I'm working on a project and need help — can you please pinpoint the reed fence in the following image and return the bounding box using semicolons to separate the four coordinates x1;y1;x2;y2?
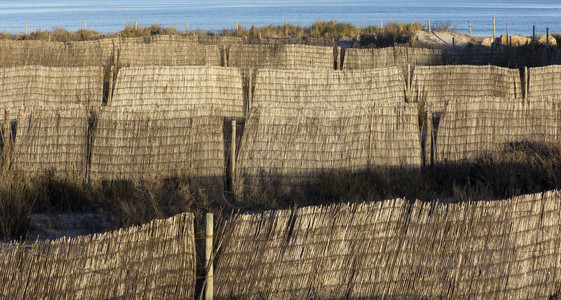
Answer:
117;36;221;67
228;44;335;71
343;46;444;70
1;105;89;181
252;67;405;110
528;65;561;98
436;97;561;163
89;107;225;188
444;45;560;67
214;190;561;299
0;39;114;67
110;66;245;118
411;65;522;114
0;66;104;109
234;103;421;198
0;212;196;299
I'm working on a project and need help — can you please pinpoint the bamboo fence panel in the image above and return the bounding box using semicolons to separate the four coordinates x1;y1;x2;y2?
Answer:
229;44;334;71
5;106;89;181
436;97;561;163
117;36;221;67
0;212;196;299
111;66;245;119
252;67;405;109
215;190;561;298
0;39;113;67
528;65;561;98
343;46;444;70
234;103;421;197
90;107;224;187
0;66;104;108
411;65;522;114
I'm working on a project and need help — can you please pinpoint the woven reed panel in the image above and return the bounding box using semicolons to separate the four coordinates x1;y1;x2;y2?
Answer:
215;190;561;298
0;212;196;299
528;65;561;98
111;66;245;118
197;35;247;45
90;107;224;185
0;39;113;67
117;36;221;66
5;106;88;180
229;44;334;70
234;103;421;197
411;65;522;114
436;97;561;163
0;66;104;108
343;46;444;70
443;46;506;66
252;67;405;109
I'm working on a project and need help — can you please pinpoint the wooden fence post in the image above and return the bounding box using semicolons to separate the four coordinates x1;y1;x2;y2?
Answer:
84;22;87;30
231;120;236;179
25;23;27;35
134;21;138;30
248;70;253;115
236;21;239;33
108;66;114;104
425;108;433;167
407;64;411;100
547;27;550;48
380;19;383;29
468;20;472;38
428;19;431;33
533;25;536;41
186;21;188;34
506;23;509;43
205;213;214;300
524;66;528;99
493;17;495;40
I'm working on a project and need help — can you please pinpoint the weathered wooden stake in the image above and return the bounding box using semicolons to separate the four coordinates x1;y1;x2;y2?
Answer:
407;64;411;96
236;20;239;33
231;120;236;178
186;21;188;34
493;17;495;40
380;19;383;29
452;37;455;47
428;19;431;33
248;69;253;114
134;21;138;30
547;27;550;48
285;20;288;35
533;25;536;41
222;45;227;67
205;213;214;300
425;108;433;167
108;66;114;104
524;66;528;99
84;22;87;30
506;23;509;41
25;23;27;35
468;20;472;37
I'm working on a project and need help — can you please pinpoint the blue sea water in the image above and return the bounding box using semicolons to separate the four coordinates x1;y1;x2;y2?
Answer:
0;0;560;37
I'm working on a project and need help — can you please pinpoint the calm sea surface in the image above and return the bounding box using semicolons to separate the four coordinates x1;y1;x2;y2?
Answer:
0;0;560;37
